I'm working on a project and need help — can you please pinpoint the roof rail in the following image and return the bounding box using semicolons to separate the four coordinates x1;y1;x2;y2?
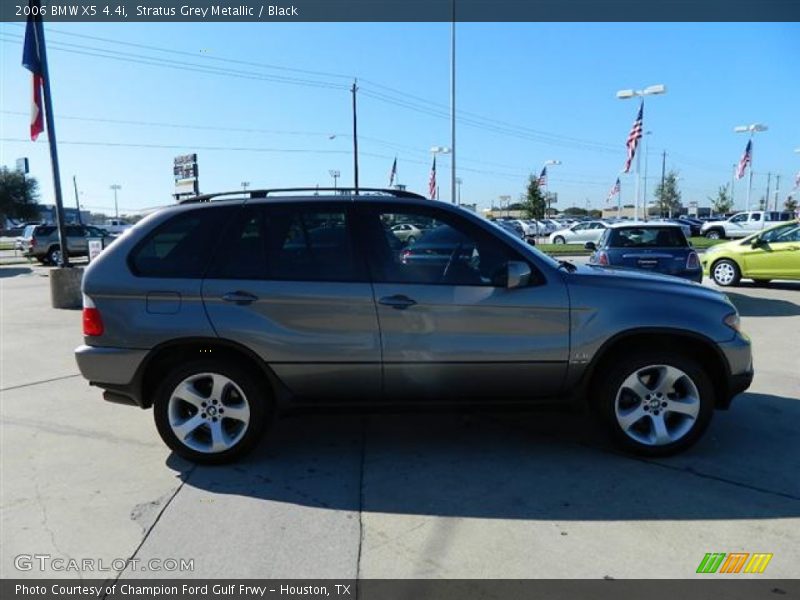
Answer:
178;187;428;204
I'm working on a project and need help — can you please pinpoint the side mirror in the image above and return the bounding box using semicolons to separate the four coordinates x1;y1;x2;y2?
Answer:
584;241;597;251
507;261;531;289
751;237;763;247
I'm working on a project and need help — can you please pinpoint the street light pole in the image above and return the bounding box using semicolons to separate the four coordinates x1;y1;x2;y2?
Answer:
455;177;462;205
616;84;667;220
110;184;121;219
734;123;768;212
542;160;561;218
328;170;340;190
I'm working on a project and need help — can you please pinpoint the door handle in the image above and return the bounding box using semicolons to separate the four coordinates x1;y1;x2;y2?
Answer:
222;291;259;305
379;294;417;309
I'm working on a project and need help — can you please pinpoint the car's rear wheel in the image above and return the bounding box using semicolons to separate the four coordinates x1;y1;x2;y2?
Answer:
704;229;724;240
597;353;714;456
711;259;741;287
47;246;61;265
153;359;270;464
553;236;566;245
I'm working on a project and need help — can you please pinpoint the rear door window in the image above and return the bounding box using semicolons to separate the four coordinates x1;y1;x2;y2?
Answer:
209;203;363;282
130;206;235;278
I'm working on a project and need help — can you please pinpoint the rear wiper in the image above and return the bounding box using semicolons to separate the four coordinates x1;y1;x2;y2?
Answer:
557;259;577;273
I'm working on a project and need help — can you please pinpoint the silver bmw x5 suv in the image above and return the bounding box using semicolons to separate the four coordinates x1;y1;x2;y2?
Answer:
75;188;753;463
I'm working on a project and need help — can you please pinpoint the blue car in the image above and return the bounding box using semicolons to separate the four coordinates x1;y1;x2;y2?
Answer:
586;223;702;282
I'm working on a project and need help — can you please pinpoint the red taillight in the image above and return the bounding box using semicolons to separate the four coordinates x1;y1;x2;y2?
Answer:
686;251;699;270
597;251;609;266
83;308;104;336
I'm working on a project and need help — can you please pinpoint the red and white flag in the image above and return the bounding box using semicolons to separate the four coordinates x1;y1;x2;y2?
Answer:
736;140;752;180
537;166;547;188
22;4;45;141
428;156;436;199
623;102;643;174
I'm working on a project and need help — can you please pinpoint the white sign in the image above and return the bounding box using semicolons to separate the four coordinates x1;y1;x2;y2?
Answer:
88;240;103;262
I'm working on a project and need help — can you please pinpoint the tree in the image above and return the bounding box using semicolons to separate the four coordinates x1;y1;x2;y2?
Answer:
521;174;546;219
0;167;39;222
709;184;733;215
654;170;682;217
562;206;588;216
786;195;798;214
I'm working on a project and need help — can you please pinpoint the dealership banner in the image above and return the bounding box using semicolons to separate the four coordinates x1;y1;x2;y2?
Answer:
2;0;799;22
3;580;800;600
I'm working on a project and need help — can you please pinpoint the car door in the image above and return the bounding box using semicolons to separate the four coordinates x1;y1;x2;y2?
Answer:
202;202;381;402
568;223;587;242
743;222;800;279
359;203;570;402
65;225;88;255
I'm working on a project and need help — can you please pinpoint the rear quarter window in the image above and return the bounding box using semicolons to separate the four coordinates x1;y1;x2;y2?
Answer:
607;227;687;248
129;206;235;278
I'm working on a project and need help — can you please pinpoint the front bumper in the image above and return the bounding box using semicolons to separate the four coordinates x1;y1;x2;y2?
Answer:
716;334;754;408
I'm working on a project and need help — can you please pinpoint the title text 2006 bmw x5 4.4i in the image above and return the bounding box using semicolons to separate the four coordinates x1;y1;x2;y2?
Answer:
75;189;753;464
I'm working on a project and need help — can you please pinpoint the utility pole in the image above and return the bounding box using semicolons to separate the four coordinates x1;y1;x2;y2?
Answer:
72;176;82;224
450;6;456;205
774;174;781;211
660;151;666;218
241;181;250;192
731;163;736;211
110;184;121;219
764;172;771;210
351;79;359;194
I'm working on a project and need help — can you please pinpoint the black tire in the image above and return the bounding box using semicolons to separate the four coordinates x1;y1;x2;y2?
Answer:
704;229;724;240
710;258;741;287
406;236;416;245
553;236;566;245
752;279;771;286
47;246;61;266
153;359;271;464
595;351;715;457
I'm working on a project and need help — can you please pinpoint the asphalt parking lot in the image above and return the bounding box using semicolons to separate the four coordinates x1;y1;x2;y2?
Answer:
1;261;798;579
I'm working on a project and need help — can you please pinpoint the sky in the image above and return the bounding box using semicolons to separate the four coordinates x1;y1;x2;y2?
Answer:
1;21;799;215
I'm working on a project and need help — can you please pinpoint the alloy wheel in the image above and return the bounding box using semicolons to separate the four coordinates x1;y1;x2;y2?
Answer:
712;261;737;286
614;364;700;447
167;372;251;454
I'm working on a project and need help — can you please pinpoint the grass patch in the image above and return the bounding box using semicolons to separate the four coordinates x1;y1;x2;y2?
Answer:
0;242;15;251
688;237;726;249
535;236;726;256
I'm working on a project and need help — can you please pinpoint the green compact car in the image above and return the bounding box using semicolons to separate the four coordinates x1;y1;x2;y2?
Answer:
702;219;800;286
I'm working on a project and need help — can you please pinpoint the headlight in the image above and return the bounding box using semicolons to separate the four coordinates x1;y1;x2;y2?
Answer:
724;312;741;333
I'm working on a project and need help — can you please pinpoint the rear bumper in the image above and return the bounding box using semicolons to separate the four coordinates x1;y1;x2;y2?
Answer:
75;344;148;407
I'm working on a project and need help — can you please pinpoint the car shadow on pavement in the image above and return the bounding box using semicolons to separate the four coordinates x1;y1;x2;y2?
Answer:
0;266;32;278
724;292;800;317
170;392;800;521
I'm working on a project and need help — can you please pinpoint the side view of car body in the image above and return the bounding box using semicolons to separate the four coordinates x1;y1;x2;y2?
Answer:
21;223;115;264
75;188;752;464
586;223;702;282
701;210;793;240
549;220;608;245
702;219;800;286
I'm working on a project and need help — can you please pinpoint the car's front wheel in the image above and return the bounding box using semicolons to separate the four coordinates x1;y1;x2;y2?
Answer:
711;259;741;287
153;359;270;464
597;352;714;456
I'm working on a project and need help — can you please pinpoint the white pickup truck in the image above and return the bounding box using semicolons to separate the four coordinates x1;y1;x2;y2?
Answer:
102;219;133;235
701;211;793;239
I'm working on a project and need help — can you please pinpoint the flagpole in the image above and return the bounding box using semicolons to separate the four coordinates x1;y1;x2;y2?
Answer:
351;79;359;194
618;180;622;215
450;2;456;204
746;134;753;212
34;15;69;267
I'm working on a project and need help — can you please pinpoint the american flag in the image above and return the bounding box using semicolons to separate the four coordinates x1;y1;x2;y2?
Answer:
623;102;643;174
388;157;397;187
606;177;620;203
736;140;752;180
537;166;547;188
21;4;45;141
428;156;436;199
